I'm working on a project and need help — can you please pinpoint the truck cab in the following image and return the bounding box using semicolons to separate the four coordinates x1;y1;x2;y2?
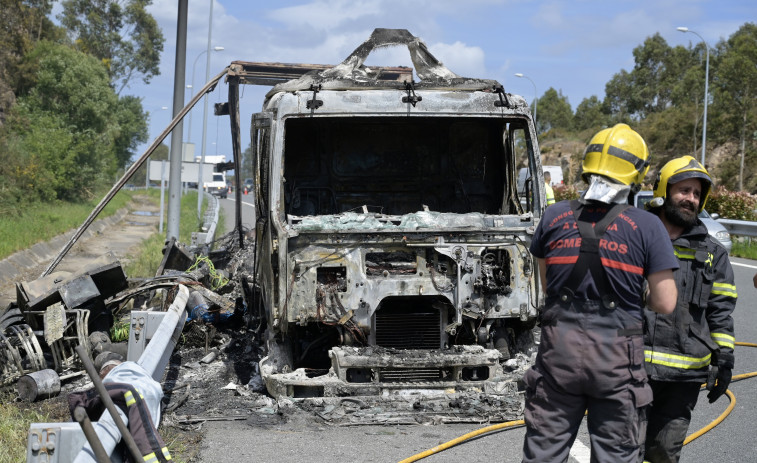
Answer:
234;29;547;399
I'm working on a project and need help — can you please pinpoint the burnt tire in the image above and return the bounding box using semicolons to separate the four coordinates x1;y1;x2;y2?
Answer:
0;307;23;332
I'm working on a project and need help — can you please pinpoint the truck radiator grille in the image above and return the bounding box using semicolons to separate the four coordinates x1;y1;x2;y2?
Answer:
375;307;441;349
379;368;451;383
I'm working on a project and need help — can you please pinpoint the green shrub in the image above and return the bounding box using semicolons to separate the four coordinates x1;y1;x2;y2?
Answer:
706;186;757;221
554;184;580;202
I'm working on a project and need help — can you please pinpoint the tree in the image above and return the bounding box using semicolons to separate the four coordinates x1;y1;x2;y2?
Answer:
130;143;168;186
630;33;688;116
241;144;254;181
711;23;757;191
59;0;164;94
4;41;126;201
603;69;634;123
536;87;573;133
113;95;148;168
573;96;610;132
0;0;62;124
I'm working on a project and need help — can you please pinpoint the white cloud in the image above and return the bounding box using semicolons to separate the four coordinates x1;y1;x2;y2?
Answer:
267;0;383;28
429;42;486;77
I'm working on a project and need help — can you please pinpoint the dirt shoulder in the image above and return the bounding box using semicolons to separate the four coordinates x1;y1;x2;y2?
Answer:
0;194;161;309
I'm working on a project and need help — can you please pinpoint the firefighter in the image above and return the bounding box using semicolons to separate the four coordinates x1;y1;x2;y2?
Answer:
544;171;556;206
642;156;737;463
522;123;678;463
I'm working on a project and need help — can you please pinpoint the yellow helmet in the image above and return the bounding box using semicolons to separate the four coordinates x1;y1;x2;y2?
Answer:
581;124;650;188
653;155;711;212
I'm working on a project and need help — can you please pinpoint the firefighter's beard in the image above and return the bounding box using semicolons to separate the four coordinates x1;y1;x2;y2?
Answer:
663;197;698;228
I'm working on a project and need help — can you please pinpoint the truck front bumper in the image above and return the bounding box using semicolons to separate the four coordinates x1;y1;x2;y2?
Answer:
260;345;520;399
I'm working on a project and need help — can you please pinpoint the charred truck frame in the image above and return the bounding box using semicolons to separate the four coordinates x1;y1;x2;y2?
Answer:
222;29;547;399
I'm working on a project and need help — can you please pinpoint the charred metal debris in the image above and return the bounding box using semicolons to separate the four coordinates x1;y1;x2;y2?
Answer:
2;28;548;433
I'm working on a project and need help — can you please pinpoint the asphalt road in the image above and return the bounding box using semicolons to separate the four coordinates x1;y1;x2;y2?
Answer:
195;213;757;463
220;194;255;234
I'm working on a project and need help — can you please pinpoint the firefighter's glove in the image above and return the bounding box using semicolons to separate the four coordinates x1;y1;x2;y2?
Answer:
706;366;732;403
707;350;734;403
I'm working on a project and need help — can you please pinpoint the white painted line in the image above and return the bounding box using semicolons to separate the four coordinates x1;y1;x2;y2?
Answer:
569;438;591;462
731;262;757;269
226;198;255;207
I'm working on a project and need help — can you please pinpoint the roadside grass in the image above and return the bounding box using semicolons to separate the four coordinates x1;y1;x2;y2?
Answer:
730;238;757;260
0;190;134;260
123;190;225;278
0;391;70;463
0;388;201;463
161;426;204;462
1;189;225;463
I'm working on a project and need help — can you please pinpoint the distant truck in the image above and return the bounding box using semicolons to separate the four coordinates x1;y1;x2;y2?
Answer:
203;172;227;199
223;29;549;399
195;154;226;164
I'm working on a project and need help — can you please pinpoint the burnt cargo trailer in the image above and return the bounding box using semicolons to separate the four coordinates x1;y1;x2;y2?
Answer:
229;29;547;399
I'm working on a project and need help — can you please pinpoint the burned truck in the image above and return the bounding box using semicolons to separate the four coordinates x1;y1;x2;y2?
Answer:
227;29;547;399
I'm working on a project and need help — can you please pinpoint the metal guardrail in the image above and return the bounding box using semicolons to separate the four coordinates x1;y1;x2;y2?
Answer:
191;192;220;251
717;218;757;237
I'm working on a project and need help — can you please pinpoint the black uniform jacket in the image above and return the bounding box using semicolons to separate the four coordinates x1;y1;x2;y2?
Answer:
643;221;737;382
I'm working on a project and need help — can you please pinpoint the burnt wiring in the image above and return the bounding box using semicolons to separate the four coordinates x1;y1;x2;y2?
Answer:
282;271;298;323
110;274;202;317
188;256;229;290
293;248;356;271
209;226;249;253
314;285;367;346
428;263;455;293
452;301;489;346
473;302;494;336
241;275;265;335
330;286;367;345
282;248;359;324
295;329;334;366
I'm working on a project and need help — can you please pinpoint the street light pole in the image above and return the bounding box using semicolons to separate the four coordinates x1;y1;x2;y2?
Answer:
677;26;710;167
514;73;538;127
188;46;224;143
198;0;216;220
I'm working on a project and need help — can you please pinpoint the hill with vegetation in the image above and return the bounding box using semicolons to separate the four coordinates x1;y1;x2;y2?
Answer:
530;23;757;195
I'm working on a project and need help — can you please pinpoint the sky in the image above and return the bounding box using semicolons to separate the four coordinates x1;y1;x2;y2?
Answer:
118;0;755;164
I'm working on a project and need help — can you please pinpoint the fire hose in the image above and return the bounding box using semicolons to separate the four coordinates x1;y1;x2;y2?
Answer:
399;341;757;463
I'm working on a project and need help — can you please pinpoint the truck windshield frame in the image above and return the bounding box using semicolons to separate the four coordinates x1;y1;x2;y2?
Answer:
280;115;531;219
